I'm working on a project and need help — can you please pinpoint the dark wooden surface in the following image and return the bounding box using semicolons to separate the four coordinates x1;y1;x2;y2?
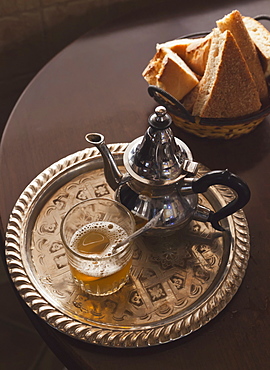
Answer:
1;2;270;369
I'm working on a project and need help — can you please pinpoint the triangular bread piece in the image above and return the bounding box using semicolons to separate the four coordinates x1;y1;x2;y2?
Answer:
142;47;199;100
192;29;261;118
243;16;270;77
217;10;268;103
157;38;197;59
158;36;211;76
184;33;212;76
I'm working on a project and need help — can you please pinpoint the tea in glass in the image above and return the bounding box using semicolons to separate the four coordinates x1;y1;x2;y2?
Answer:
60;198;135;296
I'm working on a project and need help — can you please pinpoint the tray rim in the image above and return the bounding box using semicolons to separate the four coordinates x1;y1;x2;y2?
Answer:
5;143;250;348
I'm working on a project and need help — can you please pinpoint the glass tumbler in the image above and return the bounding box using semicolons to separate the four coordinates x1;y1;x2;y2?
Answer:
60;198;136;296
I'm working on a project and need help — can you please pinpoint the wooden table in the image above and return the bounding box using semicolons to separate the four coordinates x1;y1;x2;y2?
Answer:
1;2;270;369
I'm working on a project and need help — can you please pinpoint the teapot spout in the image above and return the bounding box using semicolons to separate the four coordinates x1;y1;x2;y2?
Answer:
85;133;123;191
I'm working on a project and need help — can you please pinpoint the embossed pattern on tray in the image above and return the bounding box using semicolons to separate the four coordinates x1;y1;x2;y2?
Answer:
5;144;250;348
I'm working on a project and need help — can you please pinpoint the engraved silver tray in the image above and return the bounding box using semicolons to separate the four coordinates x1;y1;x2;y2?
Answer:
5;144;250;348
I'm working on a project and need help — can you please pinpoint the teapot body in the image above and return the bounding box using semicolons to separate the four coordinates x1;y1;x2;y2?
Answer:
113;134;202;233
115;178;199;233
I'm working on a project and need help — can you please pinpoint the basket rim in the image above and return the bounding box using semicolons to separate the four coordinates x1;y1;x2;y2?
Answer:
149;85;270;126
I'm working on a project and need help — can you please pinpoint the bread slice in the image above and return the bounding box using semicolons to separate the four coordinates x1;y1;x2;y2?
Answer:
157;38;196;59
217;10;268;103
191;29;261;118
142;48;166;85
184;34;212;76
243;16;270;77
159;35;211;76
142;47;199;100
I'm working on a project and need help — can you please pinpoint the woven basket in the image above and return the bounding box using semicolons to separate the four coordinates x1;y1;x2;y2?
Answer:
148;15;270;139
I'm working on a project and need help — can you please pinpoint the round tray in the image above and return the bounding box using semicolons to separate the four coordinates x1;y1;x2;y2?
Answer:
5;144;250;348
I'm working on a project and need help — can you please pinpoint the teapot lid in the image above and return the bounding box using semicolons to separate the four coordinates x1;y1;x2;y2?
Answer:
123;106;195;185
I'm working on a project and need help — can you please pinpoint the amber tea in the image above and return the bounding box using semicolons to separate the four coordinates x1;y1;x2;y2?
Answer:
68;221;132;295
60;198;135;296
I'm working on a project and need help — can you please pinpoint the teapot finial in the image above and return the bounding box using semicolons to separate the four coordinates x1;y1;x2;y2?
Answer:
148;106;172;129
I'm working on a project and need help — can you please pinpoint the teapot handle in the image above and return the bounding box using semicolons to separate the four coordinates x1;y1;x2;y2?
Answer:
192;169;250;231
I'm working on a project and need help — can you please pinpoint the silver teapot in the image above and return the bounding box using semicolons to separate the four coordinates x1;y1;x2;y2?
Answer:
86;106;250;232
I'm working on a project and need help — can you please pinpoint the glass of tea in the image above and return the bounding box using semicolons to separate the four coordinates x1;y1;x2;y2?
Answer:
60;198;136;296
